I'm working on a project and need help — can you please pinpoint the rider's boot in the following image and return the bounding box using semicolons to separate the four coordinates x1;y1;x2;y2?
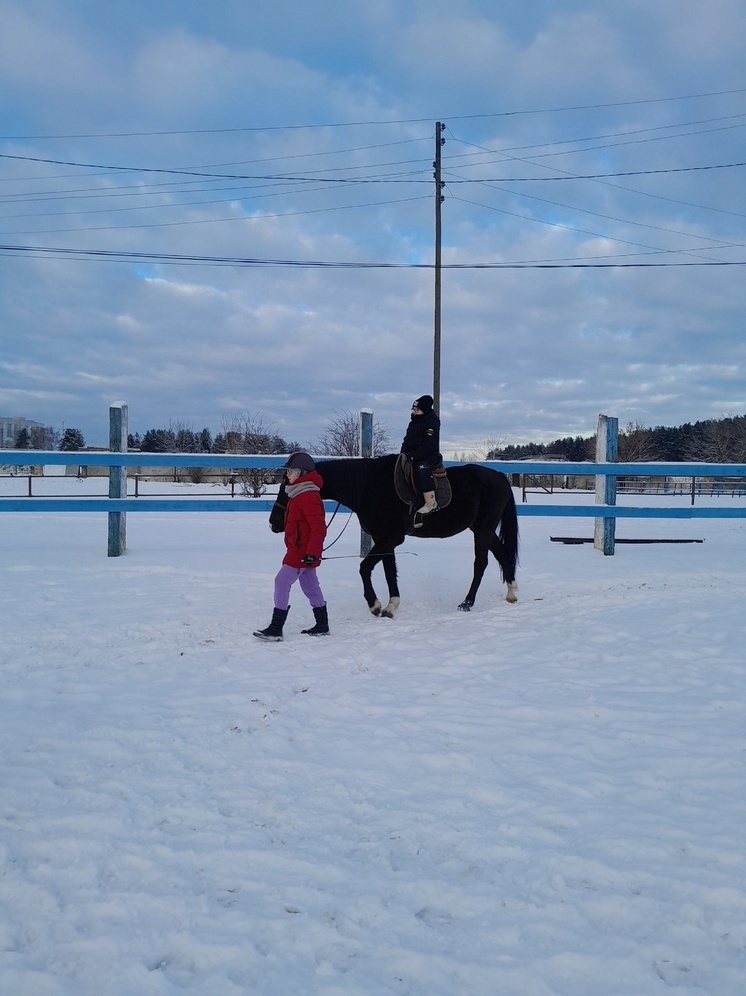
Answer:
416;491;437;515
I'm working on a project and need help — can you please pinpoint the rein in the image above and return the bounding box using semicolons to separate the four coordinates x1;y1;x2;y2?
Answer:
321;551;418;560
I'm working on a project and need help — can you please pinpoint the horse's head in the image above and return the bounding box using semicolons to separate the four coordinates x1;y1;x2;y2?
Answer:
269;479;288;533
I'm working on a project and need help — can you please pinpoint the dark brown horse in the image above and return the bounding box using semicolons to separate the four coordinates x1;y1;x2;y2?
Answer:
269;454;518;616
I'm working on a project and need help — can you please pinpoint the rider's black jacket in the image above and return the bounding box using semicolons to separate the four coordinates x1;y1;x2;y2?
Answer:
401;410;442;467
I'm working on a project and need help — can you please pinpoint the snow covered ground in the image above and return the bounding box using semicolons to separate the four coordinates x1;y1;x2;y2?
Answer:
1;479;745;995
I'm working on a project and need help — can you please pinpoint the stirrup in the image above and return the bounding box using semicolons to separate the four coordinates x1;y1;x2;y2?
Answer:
413;506;437;529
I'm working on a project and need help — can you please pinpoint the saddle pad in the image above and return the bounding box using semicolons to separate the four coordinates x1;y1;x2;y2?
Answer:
395;454;452;510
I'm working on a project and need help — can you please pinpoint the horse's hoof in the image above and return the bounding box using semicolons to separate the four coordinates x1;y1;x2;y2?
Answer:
381;597;400;619
506;582;518;604
370;600;382;616
458;600;473;612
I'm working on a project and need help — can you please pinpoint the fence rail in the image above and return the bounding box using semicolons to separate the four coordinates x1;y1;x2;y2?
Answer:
1;451;745;522
0;472;269;499
3;449;746;475
1;498;745;519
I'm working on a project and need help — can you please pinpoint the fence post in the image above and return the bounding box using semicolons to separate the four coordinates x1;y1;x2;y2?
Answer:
108;404;128;557
359;409;373;557
594;414;618;555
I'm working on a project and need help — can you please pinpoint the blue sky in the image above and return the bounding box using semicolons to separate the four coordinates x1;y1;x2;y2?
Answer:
1;0;745;453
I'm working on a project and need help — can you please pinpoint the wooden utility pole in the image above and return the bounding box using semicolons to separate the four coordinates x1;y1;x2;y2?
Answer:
433;121;445;414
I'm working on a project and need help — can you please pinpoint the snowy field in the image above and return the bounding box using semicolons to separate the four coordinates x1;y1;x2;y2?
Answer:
1;479;745;995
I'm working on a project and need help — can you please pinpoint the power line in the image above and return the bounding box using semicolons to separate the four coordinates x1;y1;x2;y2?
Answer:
3;103;743;260
2;243;743;268
444;127;746;234
0;195;430;236
450;111;746;159
0;150;432;182
450;193;742;264
3;149;745;193
444;161;746;182
3;86;746;140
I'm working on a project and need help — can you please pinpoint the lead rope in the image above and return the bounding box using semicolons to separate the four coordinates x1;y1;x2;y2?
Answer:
321;459;366;555
273;496;350;555
322;502;351;553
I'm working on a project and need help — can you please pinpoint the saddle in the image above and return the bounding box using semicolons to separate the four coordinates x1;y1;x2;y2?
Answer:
395;454;452;512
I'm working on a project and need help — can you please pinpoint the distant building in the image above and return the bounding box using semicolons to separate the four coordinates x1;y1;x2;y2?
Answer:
0;416;45;448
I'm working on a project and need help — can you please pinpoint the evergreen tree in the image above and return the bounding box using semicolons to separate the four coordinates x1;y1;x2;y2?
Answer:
59;428;85;451
494;412;746;464
140;428;175;452
14;427;30;449
173;428;197;452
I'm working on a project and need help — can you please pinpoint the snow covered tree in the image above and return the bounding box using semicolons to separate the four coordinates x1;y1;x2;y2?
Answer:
314;409;390;456
220;412;293;497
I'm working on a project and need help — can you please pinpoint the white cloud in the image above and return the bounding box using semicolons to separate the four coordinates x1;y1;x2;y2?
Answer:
1;1;744;449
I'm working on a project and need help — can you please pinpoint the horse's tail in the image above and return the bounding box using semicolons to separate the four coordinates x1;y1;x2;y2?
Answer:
497;481;520;581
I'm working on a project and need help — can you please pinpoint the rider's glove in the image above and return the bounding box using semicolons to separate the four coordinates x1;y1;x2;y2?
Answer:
302;554;320;567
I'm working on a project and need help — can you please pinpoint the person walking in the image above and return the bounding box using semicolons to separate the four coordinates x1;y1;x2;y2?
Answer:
401;395;442;514
253;452;329;641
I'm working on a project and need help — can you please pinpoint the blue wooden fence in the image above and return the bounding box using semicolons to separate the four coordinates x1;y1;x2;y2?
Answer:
1;451;745;520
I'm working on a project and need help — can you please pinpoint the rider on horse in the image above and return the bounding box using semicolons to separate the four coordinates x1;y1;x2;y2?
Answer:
401;395;442;515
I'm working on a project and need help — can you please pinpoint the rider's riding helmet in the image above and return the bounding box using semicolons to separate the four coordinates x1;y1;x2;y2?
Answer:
283;452;316;474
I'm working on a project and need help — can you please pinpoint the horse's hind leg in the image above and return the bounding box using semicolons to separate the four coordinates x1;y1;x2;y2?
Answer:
458;528;491;611
489;534;518;603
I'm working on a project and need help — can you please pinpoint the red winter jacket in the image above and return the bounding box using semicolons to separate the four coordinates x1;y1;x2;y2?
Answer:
282;470;327;569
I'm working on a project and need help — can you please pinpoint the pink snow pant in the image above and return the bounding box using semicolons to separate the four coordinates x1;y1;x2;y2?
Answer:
274;564;325;610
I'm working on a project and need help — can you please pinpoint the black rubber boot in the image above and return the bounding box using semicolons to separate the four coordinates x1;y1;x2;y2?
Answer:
253;606;289;642
301;604;329;636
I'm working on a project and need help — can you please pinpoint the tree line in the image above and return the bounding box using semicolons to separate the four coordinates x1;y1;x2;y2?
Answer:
10;410;391;459
126;412;392;497
13;426;86;451
129;411;391;458
11;411;746;464
490;415;746;464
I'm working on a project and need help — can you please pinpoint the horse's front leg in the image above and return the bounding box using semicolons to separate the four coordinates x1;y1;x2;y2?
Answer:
359;546;383;615
379;545;401;618
359;541;400;617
